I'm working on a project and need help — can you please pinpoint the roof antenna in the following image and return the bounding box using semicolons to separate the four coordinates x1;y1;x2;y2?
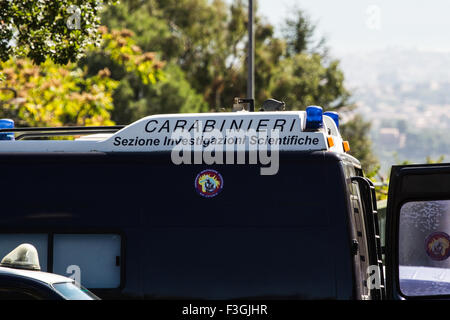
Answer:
233;97;255;112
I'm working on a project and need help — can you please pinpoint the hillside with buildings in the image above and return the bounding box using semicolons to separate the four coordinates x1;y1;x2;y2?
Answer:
339;48;450;175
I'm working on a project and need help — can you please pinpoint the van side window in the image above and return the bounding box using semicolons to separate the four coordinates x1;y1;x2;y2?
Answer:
0;233;122;290
53;234;122;289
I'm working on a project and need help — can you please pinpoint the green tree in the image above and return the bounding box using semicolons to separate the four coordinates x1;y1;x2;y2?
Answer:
268;53;350;110
278;7;377;172
0;29;163;127
0;0;118;65
107;61;208;124
282;7;327;57
99;0;350;109
101;0;248;109
0;58;118;127
80;26;206;124
99;0;378;173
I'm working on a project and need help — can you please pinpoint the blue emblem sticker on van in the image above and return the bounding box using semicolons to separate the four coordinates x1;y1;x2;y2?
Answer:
195;170;223;198
425;232;450;261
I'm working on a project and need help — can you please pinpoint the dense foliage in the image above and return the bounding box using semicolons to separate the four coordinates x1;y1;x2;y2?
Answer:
0;29;163;127
0;0;118;64
101;0;351;110
0;0;378;174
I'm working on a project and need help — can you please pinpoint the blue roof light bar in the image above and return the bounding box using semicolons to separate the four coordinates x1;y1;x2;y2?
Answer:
324;111;339;129
305;106;323;130
0;119;15;141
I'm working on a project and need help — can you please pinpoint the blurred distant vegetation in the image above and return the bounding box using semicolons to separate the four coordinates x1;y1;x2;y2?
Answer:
0;0;378;174
373;118;449;171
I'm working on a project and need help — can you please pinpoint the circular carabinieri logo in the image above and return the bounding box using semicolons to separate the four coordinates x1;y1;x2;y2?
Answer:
425;232;450;261
195;169;223;198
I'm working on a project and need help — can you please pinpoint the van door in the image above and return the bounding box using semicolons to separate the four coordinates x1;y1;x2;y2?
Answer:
351;176;385;299
386;164;450;299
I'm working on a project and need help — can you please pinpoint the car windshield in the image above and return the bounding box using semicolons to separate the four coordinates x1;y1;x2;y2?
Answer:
52;282;99;300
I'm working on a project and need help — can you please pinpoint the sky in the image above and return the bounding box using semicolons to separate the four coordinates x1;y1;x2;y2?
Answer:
256;0;450;54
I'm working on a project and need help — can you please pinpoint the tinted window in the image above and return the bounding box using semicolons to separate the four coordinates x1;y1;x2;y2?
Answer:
399;200;450;296
53;234;121;289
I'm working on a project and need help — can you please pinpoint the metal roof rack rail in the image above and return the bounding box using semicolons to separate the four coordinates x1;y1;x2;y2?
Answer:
0;125;125;140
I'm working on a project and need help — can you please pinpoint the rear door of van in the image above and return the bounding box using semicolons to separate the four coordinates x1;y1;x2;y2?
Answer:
386;163;450;299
